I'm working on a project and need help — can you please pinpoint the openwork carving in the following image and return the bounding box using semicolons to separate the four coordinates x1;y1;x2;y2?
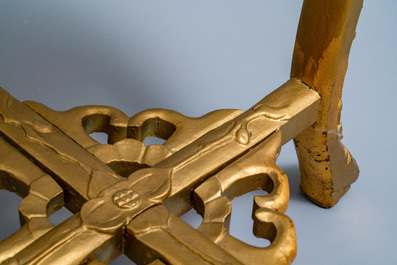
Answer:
0;0;362;264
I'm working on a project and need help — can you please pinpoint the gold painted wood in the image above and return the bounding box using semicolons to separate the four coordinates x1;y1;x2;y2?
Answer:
292;0;362;207
0;1;362;264
0;79;318;264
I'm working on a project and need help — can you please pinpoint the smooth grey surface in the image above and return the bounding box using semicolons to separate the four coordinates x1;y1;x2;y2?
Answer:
0;1;396;264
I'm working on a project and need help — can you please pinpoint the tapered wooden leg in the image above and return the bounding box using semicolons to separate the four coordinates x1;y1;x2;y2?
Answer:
291;0;362;207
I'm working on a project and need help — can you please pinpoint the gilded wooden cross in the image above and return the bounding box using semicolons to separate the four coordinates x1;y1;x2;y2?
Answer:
0;1;362;264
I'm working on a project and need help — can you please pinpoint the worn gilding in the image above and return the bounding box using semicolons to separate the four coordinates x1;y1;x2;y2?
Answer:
0;0;362;264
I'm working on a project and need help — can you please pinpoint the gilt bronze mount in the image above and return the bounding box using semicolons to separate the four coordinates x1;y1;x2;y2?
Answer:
0;0;362;264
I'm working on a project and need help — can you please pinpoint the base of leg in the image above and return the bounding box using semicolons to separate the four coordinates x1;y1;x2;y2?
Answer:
294;129;359;208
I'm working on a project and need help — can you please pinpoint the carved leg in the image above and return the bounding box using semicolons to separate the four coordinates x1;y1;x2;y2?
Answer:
291;0;362;207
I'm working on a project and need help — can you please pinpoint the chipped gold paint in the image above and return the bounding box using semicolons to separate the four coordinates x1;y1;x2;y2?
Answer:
292;0;362;207
0;0;362;264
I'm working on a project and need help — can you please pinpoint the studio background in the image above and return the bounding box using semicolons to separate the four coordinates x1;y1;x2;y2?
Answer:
0;1;396;264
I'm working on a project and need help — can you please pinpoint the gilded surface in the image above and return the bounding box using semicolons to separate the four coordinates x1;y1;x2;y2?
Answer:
0;80;318;264
291;0;362;207
0;0;362;264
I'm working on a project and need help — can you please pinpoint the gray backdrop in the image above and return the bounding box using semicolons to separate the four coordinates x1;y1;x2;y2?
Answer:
0;1;396;264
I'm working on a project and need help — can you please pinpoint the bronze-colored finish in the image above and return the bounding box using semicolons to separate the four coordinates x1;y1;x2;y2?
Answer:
0;0;362;264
